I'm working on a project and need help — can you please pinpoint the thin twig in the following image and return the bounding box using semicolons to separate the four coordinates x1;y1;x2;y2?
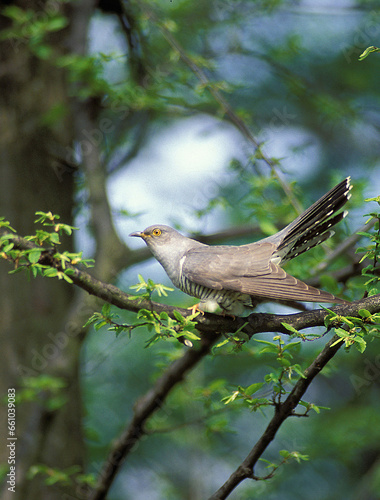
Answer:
88;332;217;500
4;232;380;500
313;219;375;274
208;333;344;499
139;2;303;215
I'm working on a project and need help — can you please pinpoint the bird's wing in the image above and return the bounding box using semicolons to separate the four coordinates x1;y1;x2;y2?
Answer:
182;243;346;304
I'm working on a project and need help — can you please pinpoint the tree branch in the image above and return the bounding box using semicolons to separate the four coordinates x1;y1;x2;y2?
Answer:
4;234;380;339
3;233;380;500
82;291;380;500
208;332;344;499
88;330;217;500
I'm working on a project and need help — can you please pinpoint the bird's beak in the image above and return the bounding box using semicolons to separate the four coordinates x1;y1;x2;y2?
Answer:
129;231;144;238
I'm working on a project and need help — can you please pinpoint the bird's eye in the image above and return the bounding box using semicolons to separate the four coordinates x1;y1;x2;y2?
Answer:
152;228;162;236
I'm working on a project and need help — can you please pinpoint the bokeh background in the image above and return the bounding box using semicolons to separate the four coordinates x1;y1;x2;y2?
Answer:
1;1;380;499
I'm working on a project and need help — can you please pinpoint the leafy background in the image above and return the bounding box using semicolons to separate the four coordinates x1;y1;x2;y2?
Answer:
82;2;380;499
1;1;380;499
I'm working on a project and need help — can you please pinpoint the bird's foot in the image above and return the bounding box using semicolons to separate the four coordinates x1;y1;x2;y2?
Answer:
187;303;204;316
221;310;236;320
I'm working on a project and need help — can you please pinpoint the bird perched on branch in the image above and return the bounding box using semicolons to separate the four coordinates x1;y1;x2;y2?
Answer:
130;177;352;316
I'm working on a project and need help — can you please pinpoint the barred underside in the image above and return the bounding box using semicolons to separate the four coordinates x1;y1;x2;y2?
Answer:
180;275;249;312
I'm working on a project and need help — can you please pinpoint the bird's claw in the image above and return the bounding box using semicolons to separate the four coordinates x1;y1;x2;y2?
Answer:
187;303;204;316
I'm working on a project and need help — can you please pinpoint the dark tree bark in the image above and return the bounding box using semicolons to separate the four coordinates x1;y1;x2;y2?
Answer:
0;2;96;499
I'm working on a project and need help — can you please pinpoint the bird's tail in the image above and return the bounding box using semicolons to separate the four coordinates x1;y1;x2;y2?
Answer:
274;177;352;263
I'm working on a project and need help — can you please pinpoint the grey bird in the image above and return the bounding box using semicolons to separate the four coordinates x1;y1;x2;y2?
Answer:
130;177;352;316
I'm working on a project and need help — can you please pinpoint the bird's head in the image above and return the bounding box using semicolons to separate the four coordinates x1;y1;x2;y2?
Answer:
130;224;199;272
129;224;178;246
129;225;205;268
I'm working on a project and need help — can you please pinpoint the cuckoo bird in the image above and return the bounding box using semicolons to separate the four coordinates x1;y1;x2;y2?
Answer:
130;177;352;316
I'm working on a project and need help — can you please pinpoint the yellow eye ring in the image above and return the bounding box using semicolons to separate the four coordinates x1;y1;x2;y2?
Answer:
152;228;161;236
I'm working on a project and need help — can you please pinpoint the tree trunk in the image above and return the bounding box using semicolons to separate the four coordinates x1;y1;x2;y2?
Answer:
0;2;95;499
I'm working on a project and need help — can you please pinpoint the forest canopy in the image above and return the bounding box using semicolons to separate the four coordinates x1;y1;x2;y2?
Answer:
0;1;380;500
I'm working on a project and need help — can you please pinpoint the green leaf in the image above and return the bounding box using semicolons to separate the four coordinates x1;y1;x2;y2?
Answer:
2;242;14;253
83;314;99;328
299;400;330;413
213;338;230;350
34;211;58;223
278;357;291;368
45;16;68;32
259;457;277;468
283;341;301;351
368;285;380;297
49;232;60;244
254;339;278;346
182;330;200;340
330;337;344;348
0;218;16;232
43;268;59;278
354;336;367;354
145;334;161;348
359;46;380;61
365;196;380;204
335;327;351;337
8;267;25;275
358;309;371;318
101;303;111;316
173;310;185;323
28;248;42;264
289;451;309;463
136;309;154;321
281;322;300;335
356;231;374;238
245;382;264;396
291;364;306;379
338;316;355;328
94;321;108;331
223;390;240;405
61;272;73;284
